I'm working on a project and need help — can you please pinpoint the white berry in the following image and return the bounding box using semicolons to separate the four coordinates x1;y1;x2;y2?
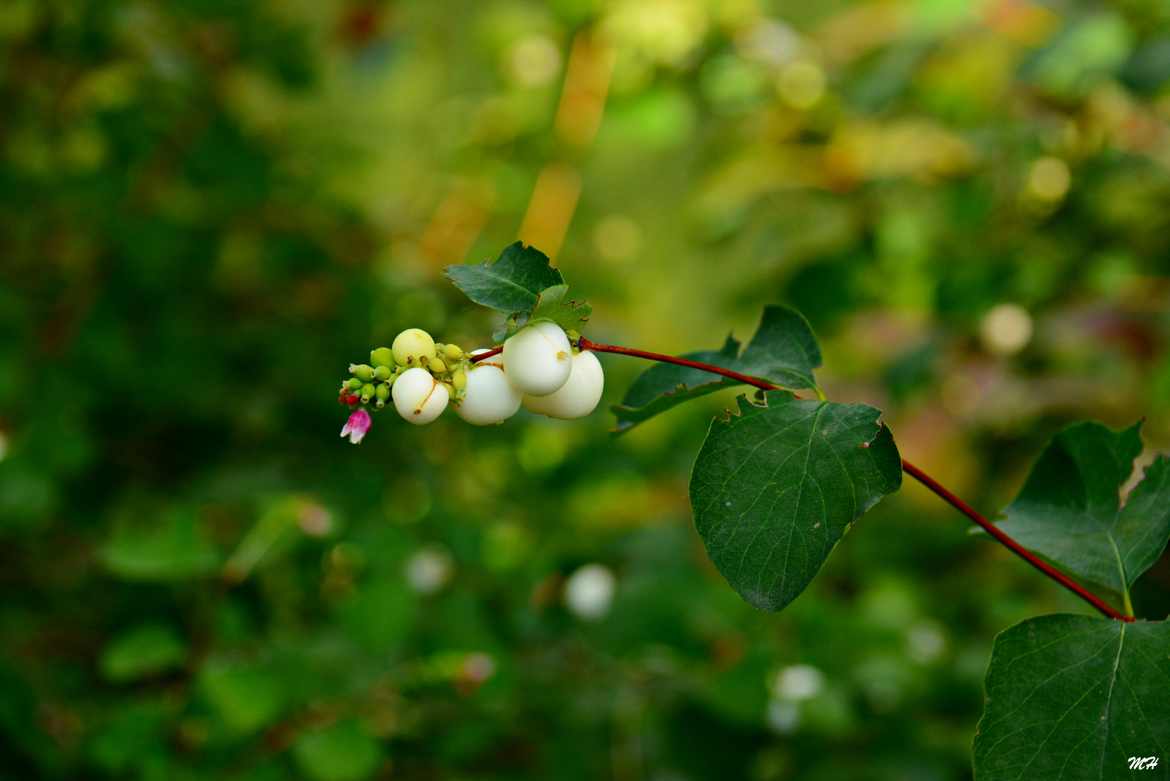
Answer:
454;351;522;426
392;367;448;424
502;321;572;396
522;350;604;419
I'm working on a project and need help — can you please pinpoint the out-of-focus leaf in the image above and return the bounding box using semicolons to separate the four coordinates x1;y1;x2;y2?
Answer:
689;392;902;611
99;624;187;683
445;242;564;314
223;496;332;583
198;661;286;734
292;720;382;781
996;421;1170;596
612;306;822;433
100;512;219;582
1021;12;1133;99
338;578;417;653
974;614;1170;780
87;699;174;776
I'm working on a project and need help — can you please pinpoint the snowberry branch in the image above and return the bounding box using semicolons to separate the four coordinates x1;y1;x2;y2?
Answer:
567;335;1134;623
574;336;787;390
898;461;1133;622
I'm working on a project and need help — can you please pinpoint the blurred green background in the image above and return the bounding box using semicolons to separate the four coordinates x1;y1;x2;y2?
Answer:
3;0;1169;779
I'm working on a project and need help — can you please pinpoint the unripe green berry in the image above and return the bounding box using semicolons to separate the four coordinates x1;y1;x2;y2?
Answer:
346;377;363;391
429;357;448;374
375;383;390;403
360;383;375;403
374;365;392;381
370;347;394;367
392;328;437;367
444;344;463;360
350;363;375;381
452;369;468;391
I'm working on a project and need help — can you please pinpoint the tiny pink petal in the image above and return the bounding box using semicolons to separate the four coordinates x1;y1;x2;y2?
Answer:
340;408;372;444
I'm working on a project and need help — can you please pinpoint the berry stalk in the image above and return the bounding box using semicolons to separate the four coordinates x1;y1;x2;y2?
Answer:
469;345;502;362
570;335;1134;623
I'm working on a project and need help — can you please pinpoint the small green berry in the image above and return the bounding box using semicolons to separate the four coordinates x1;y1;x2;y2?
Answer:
350;363;375;381
346;377;363;391
444;344;464;360
360;383;375;403
452;369;467;391
392;328;437;367
375;383;390;403
370;347;394;367
429;357;448;374
374;365;391;381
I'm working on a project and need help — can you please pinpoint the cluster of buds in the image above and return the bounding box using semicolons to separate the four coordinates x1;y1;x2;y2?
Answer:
339;323;604;444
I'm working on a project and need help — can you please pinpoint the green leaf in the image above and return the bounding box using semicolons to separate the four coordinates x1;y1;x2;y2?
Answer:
445;242;564;314
996;421;1170;598
100;511;219;582
292;720;382;781
492;283;592;342
223;496;328;583
198;661;287;734
87;699;174;776
689;392;902;612
612;306;823;433
974;614;1170;781
611;337;741;433
736;305;822;390
528;283;591;330
99;624;187;683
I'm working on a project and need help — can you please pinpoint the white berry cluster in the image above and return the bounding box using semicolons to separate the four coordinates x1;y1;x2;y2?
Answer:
338;322;603;432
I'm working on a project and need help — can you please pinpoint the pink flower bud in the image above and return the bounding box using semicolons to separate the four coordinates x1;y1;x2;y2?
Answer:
339;408;372;445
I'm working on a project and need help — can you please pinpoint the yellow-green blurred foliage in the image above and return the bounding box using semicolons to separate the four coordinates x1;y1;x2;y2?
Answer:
2;0;1168;779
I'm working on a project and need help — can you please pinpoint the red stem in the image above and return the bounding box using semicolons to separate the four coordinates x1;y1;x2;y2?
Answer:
561;335;1132;622
470;346;502;362
577;337;777;390
900;460;1132;622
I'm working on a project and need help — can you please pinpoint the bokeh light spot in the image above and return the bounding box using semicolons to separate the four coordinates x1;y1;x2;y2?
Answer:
980;303;1034;356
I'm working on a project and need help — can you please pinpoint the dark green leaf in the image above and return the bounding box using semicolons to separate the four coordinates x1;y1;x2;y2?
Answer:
611;337;741;433
737;305;822;390
996;421;1170;596
974;614;1170;781
689;392;902;612
445;242;564;314
612;306;823;433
